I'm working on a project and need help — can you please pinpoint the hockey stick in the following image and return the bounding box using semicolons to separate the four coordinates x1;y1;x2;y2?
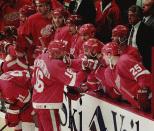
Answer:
0;124;7;131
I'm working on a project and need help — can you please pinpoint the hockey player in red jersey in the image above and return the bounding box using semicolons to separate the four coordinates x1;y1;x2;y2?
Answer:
18;4;36;33
23;0;54;65
53;8;71;53
0;37;30;73
111;24;141;61
32;40;88;131
80;38;104;92
65;15;83;58
0;0;33;29
0;70;35;131
72;23;96;58
101;42;152;112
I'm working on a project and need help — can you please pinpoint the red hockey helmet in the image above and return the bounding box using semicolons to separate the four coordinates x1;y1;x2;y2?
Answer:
52;8;70;19
112;25;129;37
48;40;67;59
66;15;82;26
19;5;36;17
101;42;120;56
79;23;96;37
35;0;50;5
83;38;104;57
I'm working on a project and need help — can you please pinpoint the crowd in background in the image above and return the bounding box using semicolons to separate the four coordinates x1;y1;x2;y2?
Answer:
0;0;154;131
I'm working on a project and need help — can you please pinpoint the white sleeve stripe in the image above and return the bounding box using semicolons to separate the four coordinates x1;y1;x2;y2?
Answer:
16;59;28;69
87;80;100;85
7;60;16;67
134;70;150;80
6;109;20;114
23;91;31;103
7;59;28;69
68;72;76;86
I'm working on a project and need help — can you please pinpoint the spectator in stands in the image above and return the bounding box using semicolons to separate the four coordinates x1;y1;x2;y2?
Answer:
128;5;154;71
142;0;154;29
101;42;152;112
95;0;122;43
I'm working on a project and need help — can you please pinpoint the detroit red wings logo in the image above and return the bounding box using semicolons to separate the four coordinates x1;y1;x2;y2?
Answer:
40;24;54;37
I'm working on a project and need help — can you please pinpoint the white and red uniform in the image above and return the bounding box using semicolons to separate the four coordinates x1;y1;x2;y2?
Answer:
2;57;28;73
32;53;86;131
0;70;34;131
114;54;151;99
97;54;151;109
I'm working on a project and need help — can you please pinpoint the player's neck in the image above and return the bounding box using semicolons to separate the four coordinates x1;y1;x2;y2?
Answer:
112;56;119;66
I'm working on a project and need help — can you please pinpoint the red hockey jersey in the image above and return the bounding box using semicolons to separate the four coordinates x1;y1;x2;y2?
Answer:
32;53;86;109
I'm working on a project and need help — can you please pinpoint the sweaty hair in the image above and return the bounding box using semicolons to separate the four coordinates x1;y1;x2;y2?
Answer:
128;5;143;19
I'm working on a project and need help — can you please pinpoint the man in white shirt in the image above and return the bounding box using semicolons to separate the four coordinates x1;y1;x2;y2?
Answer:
128;5;154;71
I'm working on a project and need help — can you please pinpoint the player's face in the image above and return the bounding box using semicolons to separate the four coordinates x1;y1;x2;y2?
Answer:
36;4;49;15
103;53;110;65
68;24;77;35
53;16;64;28
81;33;90;41
84;46;91;57
19;13;27;22
111;35;119;43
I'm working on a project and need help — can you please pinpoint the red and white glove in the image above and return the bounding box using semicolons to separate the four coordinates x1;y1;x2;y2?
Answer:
63;54;72;66
82;58;99;71
5;112;20;127
66;86;81;100
137;88;151;112
79;83;89;93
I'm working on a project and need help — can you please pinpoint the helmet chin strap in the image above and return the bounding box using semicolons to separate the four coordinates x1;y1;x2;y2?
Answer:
90;53;97;59
118;37;128;45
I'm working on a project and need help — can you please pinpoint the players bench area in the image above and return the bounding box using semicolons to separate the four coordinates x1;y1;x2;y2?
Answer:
1;86;154;131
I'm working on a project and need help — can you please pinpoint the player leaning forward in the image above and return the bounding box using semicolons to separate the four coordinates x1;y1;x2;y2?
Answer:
32;40;88;131
0;70;35;131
